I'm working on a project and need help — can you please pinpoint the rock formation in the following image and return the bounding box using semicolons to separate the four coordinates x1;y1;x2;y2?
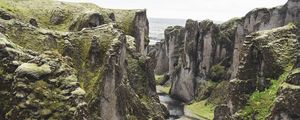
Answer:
0;0;166;119
150;0;300;119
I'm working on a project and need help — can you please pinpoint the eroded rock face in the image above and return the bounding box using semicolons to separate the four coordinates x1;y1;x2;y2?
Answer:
133;10;149;52
152;19;235;102
267;56;300;120
170;20;198;102
69;12;104;31
152;0;300;104
228;24;299;114
0;33;88;120
0;1;163;119
49;8;65;25
230;0;300;78
0;9;14;20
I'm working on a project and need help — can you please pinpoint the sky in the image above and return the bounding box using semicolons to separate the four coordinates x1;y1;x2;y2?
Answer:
58;0;288;21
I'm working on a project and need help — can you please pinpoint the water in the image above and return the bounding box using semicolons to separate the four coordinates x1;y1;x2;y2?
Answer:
159;93;185;119
149;18;186;45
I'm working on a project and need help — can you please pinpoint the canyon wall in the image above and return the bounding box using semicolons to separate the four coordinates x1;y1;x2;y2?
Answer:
0;0;167;119
151;0;300;118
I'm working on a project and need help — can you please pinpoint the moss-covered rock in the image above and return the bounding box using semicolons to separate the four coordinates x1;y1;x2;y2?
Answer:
15;63;52;79
0;33;88;120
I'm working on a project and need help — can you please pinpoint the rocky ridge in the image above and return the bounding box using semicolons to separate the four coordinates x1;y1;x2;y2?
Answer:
0;0;166;119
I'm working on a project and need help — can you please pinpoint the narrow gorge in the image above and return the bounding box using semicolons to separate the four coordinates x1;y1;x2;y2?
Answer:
0;0;300;120
149;0;300;119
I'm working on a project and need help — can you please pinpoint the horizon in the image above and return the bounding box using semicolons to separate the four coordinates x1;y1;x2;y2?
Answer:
58;0;287;21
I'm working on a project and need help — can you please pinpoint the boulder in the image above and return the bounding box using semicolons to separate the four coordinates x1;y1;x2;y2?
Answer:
15;63;51;79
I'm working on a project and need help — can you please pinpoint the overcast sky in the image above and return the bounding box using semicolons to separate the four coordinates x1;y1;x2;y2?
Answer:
59;0;288;21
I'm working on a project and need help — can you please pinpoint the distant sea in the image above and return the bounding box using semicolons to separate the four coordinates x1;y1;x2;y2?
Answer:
149;18;186;45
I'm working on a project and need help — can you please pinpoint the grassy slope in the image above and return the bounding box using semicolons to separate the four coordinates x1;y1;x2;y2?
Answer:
237;66;292;119
186;100;215;120
0;0;137;33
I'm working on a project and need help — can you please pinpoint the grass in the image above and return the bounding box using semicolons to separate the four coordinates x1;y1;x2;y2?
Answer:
156;85;170;94
238;66;292;119
155;74;164;85
186;100;215;120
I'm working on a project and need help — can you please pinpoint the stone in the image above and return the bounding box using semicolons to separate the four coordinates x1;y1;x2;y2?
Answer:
69;12;104;31
15;63;52;79
132;9;149;52
49;8;65;25
71;87;86;96
213;104;232;120
109;12;116;21
0;9;14;20
29;18;38;27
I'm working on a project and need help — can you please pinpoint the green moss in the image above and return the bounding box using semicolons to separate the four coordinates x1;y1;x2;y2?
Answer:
156;85;170;94
208;64;226;81
0;0;137;33
207;81;230;105
154;74;164;85
15;63;52;79
71;87;86;96
238;66;292;119
186;100;215;120
195;80;218;101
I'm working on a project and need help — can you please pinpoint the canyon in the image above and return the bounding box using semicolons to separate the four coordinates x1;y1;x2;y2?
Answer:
0;0;300;120
149;0;300;119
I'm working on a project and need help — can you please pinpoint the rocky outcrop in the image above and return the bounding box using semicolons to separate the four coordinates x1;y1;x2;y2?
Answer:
228;24;299;114
230;0;300;79
132;10;149;52
267;56;300;120
151;0;300;104
69;12;104;31
0;33;88;120
0;0;164;119
151;19;236;102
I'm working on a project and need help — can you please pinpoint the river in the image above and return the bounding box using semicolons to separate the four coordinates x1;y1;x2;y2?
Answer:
157;88;201;120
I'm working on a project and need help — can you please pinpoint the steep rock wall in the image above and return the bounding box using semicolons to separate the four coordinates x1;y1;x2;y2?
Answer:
0;0;164;119
152;0;300;103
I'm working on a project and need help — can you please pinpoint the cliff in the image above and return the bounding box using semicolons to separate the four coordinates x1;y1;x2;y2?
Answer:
150;0;300;119
0;0;166;119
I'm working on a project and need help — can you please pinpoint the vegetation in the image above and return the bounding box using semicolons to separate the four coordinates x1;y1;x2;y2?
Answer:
208;64;226;81
155;74;164;85
237;66;292;119
156;85;170;94
186;100;215;120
